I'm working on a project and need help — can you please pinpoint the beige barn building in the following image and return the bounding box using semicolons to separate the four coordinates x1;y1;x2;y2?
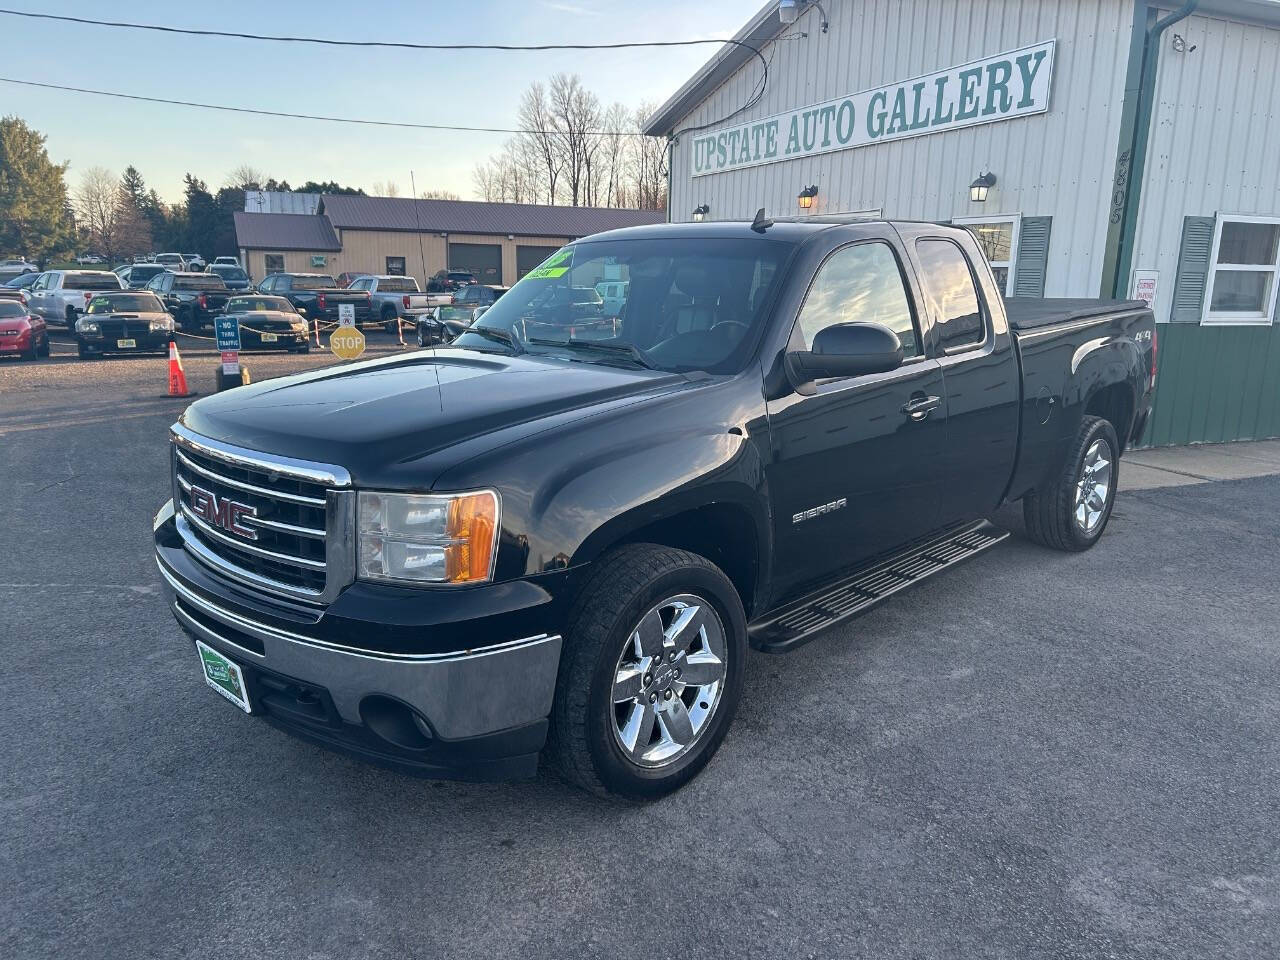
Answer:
233;196;662;287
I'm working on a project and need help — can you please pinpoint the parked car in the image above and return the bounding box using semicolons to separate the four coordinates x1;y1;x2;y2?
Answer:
114;262;169;290
220;295;310;353
154;253;187;271
27;270;124;327
0;258;39;283
346;275;435;333
207;263;252;291
415;303;474;345
256;272;372;329
1;272;40;305
153;218;1156;797
0;299;49;360
184;254;207;271
212;256;240;267
74;291;174;359
145;271;231;332
450;283;507;311
594;280;629;317
335;272;366;288
75;253;106;265
427;269;477;293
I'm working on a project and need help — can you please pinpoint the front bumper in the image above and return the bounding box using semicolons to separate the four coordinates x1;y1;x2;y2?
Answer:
154;500;564;780
77;332;171;354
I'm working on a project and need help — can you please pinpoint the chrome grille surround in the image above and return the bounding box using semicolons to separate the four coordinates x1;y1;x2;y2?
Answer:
170;422;354;605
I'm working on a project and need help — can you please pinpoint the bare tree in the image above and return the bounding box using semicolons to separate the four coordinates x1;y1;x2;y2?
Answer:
518;82;561;205
74;166;123;257
418;188;460;201
598;102;631;208
548;74;602;206
370;180;400;198
114;185;153;255
632;103;668;211
224;164;265;191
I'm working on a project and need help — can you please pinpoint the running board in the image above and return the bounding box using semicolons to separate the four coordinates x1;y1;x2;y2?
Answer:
748;520;1009;654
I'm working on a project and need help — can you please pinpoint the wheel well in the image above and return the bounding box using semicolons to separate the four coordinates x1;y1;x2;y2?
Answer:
1085;382;1134;452
613;503;760;617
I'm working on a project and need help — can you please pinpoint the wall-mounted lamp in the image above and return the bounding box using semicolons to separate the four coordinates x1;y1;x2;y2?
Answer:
969;172;997;202
692;204;710;222
797;185;819;210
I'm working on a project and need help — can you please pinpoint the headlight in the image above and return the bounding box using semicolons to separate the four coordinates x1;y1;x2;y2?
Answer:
357;490;499;585
77;319;100;334
149;317;174;332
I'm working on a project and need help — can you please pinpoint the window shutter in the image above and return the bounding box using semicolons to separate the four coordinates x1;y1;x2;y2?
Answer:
1013;217;1051;297
1171;216;1216;322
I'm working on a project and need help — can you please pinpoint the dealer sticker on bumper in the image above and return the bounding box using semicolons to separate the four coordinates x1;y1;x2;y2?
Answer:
195;639;252;713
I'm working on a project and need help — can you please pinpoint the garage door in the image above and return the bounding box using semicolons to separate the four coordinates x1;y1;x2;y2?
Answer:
517;245;562;279
448;243;502;284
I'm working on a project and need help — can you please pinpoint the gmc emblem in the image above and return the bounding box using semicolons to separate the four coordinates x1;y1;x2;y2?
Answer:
189;484;259;540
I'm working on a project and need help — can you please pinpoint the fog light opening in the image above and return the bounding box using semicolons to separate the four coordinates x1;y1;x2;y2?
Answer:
359;695;435;751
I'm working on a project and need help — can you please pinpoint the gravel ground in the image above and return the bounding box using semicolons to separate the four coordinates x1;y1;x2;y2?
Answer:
2;340;1277;959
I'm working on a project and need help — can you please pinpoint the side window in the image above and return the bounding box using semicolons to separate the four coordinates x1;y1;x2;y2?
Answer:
915;239;985;351
32;273;48;291
796;241;920;358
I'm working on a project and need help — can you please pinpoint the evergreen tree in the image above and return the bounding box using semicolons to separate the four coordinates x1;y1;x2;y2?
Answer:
0;116;76;262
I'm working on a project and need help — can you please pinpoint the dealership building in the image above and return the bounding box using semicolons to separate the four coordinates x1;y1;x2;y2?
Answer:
233;196;662;288
645;0;1280;447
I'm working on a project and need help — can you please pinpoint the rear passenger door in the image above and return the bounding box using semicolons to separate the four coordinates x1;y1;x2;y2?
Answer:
765;239;949;595
907;235;1019;524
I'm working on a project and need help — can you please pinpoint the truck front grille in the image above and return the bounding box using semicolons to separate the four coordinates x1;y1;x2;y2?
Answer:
170;425;354;604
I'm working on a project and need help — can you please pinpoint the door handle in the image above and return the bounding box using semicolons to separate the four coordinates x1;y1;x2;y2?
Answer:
901;395;942;420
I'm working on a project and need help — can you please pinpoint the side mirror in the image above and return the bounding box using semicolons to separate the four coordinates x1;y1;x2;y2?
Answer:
786;322;904;383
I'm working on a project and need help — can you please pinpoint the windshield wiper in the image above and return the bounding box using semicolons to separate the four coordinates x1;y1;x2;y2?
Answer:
526;336;654;369
467;325;523;354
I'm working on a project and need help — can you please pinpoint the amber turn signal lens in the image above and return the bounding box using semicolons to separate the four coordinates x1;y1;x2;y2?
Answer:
444;491;499;583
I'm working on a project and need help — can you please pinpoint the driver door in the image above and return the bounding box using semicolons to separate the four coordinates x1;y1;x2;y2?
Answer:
764;239;948;597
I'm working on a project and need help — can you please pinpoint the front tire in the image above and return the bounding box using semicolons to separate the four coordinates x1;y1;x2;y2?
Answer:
547;544;746;799
1023;415;1119;552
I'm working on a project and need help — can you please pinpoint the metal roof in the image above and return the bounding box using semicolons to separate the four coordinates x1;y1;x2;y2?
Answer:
317;194;664;237
232;213;342;251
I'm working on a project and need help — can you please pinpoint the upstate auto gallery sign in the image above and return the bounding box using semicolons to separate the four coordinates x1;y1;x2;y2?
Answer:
691;40;1055;177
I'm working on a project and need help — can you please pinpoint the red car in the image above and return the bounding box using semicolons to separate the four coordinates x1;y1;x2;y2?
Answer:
0;299;50;360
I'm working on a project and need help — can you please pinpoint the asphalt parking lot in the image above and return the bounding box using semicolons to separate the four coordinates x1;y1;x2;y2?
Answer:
4;337;1278;959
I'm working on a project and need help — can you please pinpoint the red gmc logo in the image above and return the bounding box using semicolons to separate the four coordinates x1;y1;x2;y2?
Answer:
189;484;259;540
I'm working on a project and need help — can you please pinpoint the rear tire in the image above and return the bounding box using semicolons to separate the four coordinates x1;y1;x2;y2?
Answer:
65;307;77;329
77;342;94;360
547;544;746;799
1023;415;1119;552
38;334;50;358
382;307;399;335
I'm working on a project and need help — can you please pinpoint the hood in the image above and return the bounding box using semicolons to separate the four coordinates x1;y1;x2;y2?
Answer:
179;349;691;485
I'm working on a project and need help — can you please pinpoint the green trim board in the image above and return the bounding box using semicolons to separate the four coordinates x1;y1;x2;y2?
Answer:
1140;323;1280;447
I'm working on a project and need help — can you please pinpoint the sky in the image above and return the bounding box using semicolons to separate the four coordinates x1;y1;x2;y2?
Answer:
2;0;761;205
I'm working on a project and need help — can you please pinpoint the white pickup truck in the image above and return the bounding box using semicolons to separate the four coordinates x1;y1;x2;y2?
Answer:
27;270;124;327
346;275;445;333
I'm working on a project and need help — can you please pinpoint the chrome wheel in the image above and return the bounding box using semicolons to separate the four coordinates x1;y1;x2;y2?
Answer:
1074;438;1113;533
611;594;728;769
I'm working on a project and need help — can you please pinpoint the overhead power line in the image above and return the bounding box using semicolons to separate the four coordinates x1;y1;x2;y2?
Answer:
0;7;771;140
0;77;645;136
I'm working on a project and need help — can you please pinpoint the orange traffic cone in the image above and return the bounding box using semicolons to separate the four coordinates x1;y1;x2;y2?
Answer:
167;339;194;398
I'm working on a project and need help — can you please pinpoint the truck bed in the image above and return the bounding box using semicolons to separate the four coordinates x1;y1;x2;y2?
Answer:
1004;297;1149;330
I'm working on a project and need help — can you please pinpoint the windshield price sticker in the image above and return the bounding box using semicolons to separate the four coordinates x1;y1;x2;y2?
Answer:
525;248;573;280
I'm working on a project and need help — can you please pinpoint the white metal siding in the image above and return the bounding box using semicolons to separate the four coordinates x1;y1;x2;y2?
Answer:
1130;11;1280;321
666;0;1135;296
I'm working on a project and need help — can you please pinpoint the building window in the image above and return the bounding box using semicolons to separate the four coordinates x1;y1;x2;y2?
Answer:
386;256;406;276
953;215;1019;296
1204;215;1280;325
264;254;284;274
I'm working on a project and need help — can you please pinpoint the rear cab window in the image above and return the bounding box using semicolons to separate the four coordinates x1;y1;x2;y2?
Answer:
914;240;987;352
292;276;337;290
63;273;121;291
175;275;226;290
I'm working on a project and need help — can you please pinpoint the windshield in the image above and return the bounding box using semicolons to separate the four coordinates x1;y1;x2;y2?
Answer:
454;237;792;374
210;265;248;281
0;301;26;317
292;275;337;290
226;296;295;314
87;293;162;314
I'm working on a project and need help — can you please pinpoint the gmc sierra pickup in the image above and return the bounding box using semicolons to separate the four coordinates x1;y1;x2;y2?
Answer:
153;218;1156;799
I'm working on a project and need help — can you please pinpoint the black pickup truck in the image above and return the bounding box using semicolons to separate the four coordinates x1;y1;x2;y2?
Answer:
145;271;231;333
257;272;373;330
153;219;1155;798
